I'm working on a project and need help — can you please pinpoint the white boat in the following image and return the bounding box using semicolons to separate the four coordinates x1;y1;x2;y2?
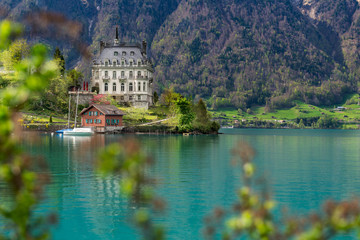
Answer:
61;91;94;136
63;128;94;136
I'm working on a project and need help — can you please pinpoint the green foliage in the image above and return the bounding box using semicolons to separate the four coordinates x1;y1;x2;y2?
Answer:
174;97;194;129
153;91;159;105
53;47;65;76
316;115;340;129
0;20;57;239
193;99;220;133
0;39;29;71
160;87;181;106
67;69;83;88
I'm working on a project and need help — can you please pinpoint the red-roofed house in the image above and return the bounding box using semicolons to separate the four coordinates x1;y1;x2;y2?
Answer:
80;104;125;132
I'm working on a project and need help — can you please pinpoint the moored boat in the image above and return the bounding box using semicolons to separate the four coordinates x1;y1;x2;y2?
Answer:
63;128;94;136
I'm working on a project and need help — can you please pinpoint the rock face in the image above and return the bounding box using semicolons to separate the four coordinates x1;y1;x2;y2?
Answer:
1;0;360;108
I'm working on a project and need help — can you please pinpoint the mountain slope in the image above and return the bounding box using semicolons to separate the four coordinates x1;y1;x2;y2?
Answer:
1;0;359;108
151;0;351;108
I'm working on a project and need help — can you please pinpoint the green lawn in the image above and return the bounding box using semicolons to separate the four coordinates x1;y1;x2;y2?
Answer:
210;94;360;128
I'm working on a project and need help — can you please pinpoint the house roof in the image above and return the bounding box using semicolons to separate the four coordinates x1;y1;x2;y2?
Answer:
80;104;125;116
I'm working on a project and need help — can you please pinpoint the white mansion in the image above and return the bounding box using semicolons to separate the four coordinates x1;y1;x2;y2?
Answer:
91;29;154;108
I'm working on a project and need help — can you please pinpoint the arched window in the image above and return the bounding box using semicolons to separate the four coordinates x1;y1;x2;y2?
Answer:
129;60;133;66
138;60;141;66
122;51;126;56
121;61;125;66
130;51;135;56
121;83;125;91
113;82;116;92
138;82;141;91
113;61;117;66
114;51;118;56
143;82;146;91
105;60;108;66
112;71;116;79
129;82;133;92
129;71;133;78
104;83;108;92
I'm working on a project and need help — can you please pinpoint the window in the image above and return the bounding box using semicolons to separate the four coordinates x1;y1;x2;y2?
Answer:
112;71;116;79
130;60;133;66
120;96;124;100
121;83;125;91
117;119;119;125
121;71;125;78
105;61;108;67
138;95;141;100
105;71;108;78
86;119;88;123
113;82;116;92
106;119;110;125
95;71;99;79
114;51;118;56
143;82;146;91
138;82;141;91
113;61;117;66
137;71;141;77
89;111;92;116
130;51;134;56
99;119;102;124
129;95;133;101
90;119;93;124
122;51;126;56
104;83;108;91
129;82;133;92
138;60;141;66
129;71;133;78
121;61;125;66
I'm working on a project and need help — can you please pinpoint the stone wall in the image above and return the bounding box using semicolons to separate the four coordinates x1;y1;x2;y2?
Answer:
69;91;95;105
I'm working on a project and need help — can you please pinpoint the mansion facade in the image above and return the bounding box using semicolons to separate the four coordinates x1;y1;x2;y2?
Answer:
91;29;154;108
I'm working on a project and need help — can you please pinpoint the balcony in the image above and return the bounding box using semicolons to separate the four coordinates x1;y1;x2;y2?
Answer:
102;76;110;82
136;75;148;80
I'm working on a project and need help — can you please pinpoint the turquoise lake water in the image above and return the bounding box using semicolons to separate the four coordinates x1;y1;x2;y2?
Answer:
1;129;360;239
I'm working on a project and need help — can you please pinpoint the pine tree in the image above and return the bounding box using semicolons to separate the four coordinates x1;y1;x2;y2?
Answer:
53;47;65;76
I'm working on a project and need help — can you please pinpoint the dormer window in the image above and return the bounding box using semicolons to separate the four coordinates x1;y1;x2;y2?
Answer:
113;60;117;66
138;60;141;66
105;61;108;67
130;51;135;56
114;51;118;56
122;51;126;56
121;61;125;65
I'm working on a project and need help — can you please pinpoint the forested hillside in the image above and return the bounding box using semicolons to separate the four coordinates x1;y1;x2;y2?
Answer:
1;0;360;109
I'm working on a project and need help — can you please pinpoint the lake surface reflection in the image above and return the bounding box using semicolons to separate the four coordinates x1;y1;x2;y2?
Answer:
1;129;360;239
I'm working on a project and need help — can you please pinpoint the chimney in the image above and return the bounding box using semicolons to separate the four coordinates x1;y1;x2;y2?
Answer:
142;40;147;55
100;41;105;53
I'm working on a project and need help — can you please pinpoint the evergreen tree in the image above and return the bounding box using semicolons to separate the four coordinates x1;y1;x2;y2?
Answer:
194;99;210;125
53;47;65;76
153;91;159;105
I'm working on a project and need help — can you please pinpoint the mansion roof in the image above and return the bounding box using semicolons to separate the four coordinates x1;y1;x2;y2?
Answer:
94;45;145;65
